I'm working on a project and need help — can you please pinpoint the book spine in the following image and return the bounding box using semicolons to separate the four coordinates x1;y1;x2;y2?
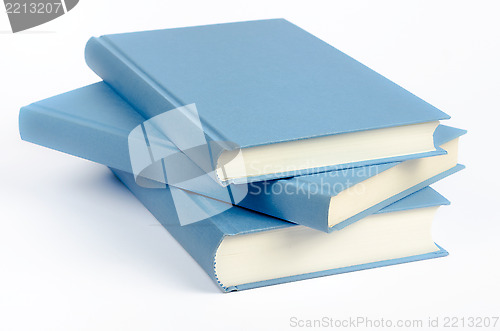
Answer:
240;179;332;232
84;37;228;144
19;103;134;173
110;168;228;292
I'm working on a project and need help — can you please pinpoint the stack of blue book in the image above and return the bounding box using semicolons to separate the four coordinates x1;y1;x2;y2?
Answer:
19;19;466;292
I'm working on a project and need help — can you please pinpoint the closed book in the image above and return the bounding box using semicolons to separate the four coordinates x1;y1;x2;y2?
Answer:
19;82;466;232
110;169;450;292
85;19;450;184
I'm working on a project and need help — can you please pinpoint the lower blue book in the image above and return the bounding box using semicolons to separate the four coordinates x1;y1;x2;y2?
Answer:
111;167;449;292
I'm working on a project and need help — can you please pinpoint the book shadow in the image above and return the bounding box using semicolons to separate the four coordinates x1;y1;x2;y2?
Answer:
88;169;222;294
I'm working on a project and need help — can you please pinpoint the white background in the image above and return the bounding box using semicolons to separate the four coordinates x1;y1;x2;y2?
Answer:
1;1;499;330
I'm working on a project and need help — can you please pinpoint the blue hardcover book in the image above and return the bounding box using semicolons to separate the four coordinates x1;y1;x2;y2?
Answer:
19;82;466;232
110;169;450;292
85;19;450;184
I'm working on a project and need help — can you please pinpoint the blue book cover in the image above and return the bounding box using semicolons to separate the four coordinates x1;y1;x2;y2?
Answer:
85;19;450;184
110;168;450;292
19;82;465;232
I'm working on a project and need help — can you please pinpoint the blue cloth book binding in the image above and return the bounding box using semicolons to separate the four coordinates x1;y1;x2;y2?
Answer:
19;82;466;232
85;19;450;184
110;168;450;292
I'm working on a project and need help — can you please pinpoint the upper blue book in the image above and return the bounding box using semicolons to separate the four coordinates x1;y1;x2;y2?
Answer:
85;18;450;184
